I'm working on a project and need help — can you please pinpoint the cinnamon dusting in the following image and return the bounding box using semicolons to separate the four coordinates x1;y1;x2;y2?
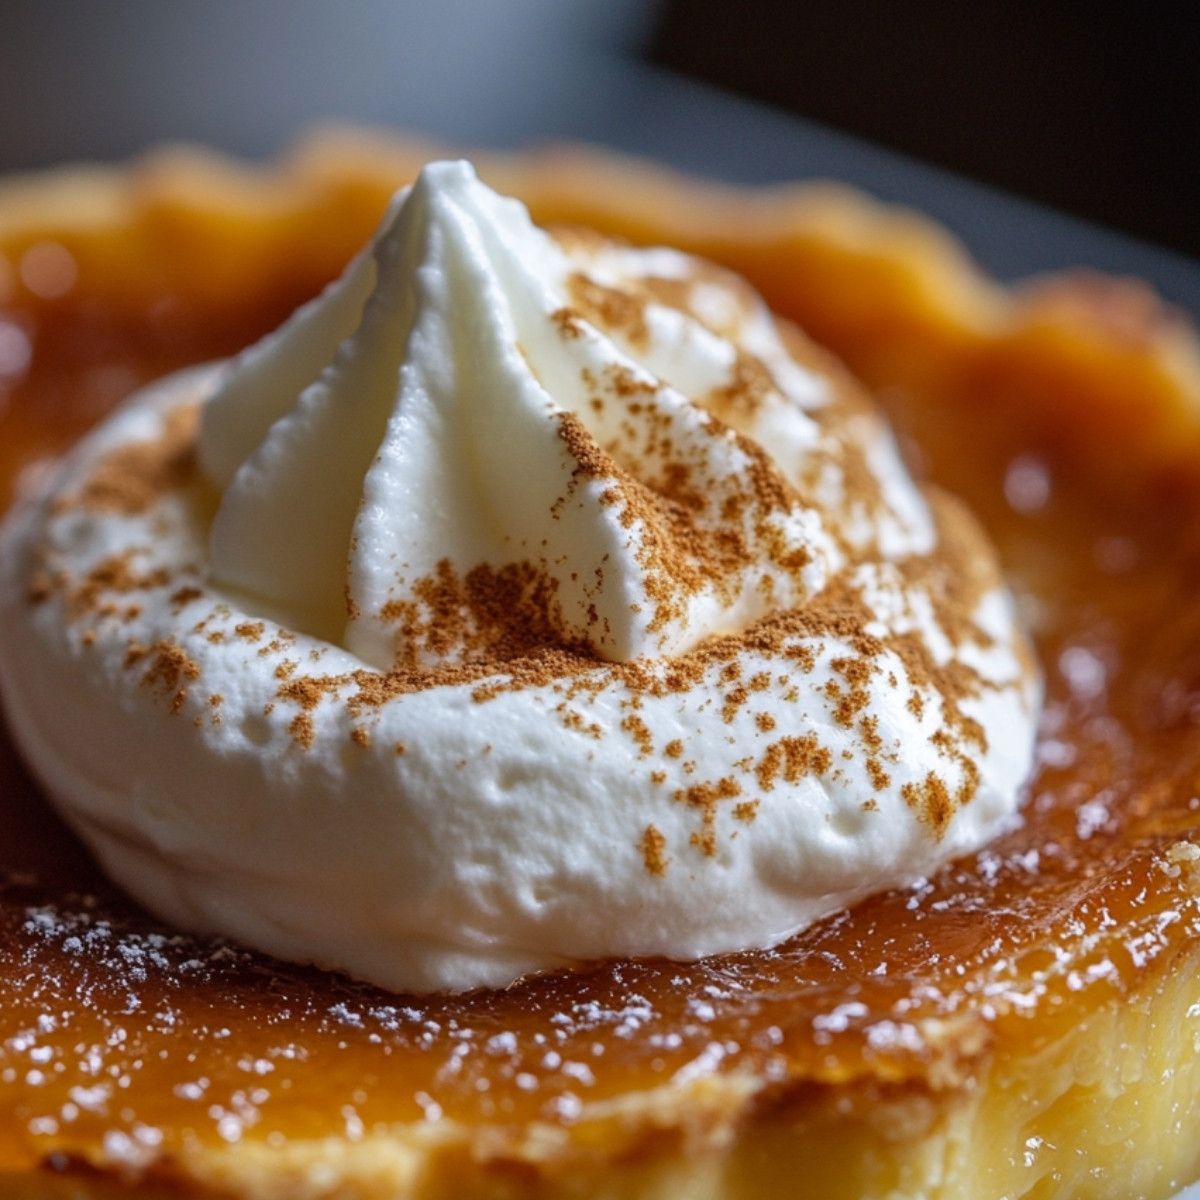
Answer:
674;776;742;858
567;272;649;349
755;734;833;792
640;824;669;876
130;638;201;714
54;403;199;517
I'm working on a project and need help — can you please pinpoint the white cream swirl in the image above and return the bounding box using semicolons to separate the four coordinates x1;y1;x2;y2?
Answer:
0;162;1040;993
201;161;926;667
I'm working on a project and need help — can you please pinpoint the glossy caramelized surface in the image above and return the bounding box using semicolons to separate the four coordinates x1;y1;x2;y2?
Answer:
3;150;1200;1183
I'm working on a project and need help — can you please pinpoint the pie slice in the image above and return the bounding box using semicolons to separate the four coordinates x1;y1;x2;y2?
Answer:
2;129;1200;1199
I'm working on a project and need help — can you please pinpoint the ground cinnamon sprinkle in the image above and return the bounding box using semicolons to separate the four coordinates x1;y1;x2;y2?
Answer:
53;552;175;624
170;585;204;610
558;706;603;739
550;306;587;340
721;685;750;724
901;773;955;840
734;800;760;823
554;410;620;512
674;776;742;858
755;734;834;792
379;558;577;669
827;655;877;728
133;638;201;714
640;273;694;314
620;714;654;757
263;512;1011;817
705;351;776;425
866;759;892;792
290;712;315;750
640;824;669;876
53;403;200;517
858;715;883;754
567;272;650;349
277;673;343;716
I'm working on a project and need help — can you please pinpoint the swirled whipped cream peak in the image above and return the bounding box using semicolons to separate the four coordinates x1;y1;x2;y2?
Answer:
200;159;852;668
0;161;1041;994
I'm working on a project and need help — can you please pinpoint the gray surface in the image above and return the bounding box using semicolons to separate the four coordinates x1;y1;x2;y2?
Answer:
2;0;1199;318
0;0;652;162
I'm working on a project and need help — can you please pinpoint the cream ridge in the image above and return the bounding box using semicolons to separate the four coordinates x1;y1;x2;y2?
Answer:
0;162;1040;993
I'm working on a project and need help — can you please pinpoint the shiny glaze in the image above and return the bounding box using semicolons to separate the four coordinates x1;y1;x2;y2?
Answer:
2;252;1200;1173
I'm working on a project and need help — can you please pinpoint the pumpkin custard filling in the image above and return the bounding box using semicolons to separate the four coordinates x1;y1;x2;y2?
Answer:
1;131;1199;1199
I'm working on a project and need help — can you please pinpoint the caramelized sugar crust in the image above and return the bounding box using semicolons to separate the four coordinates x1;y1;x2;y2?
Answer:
3;136;1200;1196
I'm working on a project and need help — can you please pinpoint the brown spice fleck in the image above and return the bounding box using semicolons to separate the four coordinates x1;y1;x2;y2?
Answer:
828;655;876;728
55;403;198;517
859;715;883;754
705;350;776;424
755;734;833;792
290;712;315;750
551;307;587;339
56;552;173;623
568;272;650;348
170;586;204;610
901;772;954;839
675;776;742;857
621;714;653;757
641;824;669;876
721;686;749;724
380;557;576;669
866;759;892;792
786;644;816;673
136;639;201;714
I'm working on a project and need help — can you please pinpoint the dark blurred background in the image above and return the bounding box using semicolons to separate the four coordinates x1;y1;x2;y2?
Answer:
650;0;1200;260
0;0;1196;277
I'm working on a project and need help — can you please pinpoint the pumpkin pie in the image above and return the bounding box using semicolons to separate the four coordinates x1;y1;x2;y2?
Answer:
1;129;1200;1199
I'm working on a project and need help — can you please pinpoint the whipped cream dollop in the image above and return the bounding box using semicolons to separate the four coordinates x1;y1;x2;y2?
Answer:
0;162;1040;993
